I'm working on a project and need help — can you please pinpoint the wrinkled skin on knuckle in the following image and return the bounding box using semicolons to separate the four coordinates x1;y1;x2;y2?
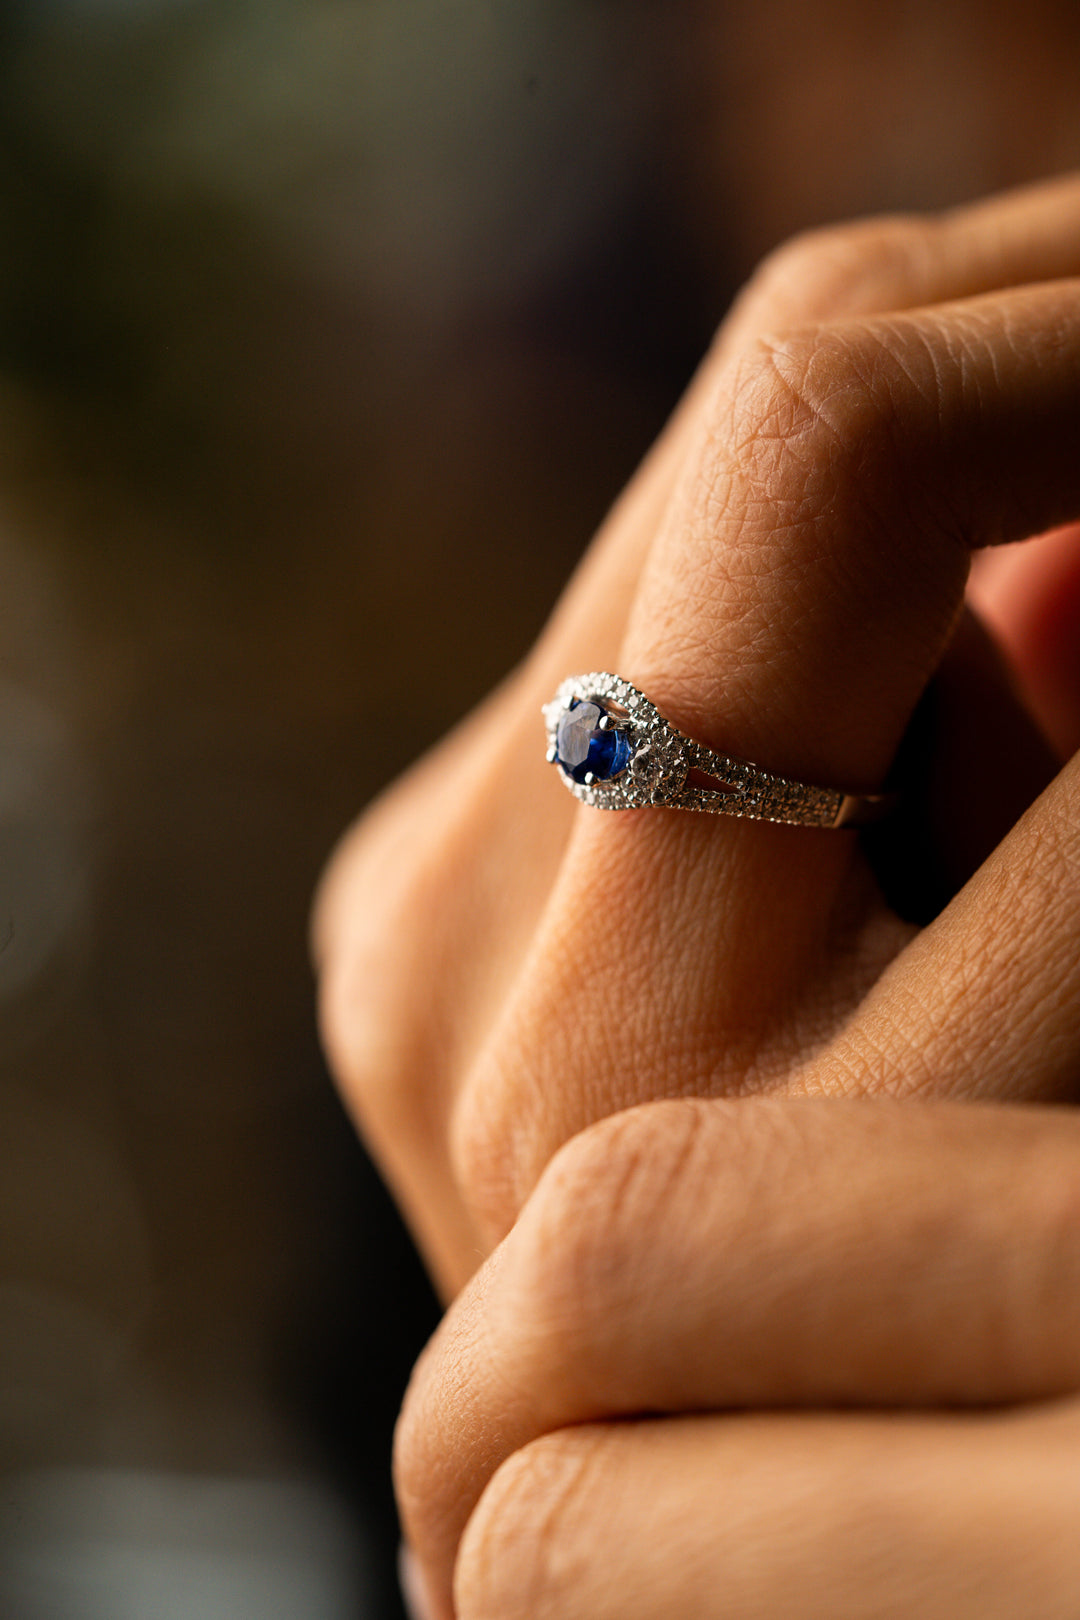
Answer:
665;332;928;703
491;1102;708;1389
392;1357;442;1573
758;294;1080;557
454;1430;605;1620
711;325;942;623
740;323;966;634
487;1099;827;1421
729;214;938;336
630;308;971;783
734;326;919;518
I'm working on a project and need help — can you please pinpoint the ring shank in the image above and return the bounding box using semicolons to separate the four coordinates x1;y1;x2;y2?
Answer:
546;673;896;829
674;740;891;828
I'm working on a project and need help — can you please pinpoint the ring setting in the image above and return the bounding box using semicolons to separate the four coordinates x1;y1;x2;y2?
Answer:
544;673;891;828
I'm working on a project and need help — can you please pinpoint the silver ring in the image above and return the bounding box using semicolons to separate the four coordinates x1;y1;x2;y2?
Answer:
543;673;893;828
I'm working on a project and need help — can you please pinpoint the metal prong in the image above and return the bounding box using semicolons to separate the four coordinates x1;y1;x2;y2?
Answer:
546;746;557;763
597;714;613;731
583;772;595;786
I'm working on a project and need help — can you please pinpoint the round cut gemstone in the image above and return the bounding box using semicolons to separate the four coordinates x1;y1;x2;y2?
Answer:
630;743;664;793
555;698;632;785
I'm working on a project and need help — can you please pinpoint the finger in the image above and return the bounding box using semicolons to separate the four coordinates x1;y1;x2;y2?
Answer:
542;172;1080;694
313;361;705;1294
969;520;1080;759
626;278;1080;790
455;1403;1080;1620
538;172;1080;696
722;170;1080;348
317;170;1080;1000
396;1097;1080;1594
318;180;1080;1293
455;279;1080;1244
823;748;1080;1104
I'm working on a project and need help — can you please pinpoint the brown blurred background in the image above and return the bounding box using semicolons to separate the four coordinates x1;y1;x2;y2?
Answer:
0;3;1078;1616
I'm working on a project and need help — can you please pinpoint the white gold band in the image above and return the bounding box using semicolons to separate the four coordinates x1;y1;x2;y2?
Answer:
544;673;893;829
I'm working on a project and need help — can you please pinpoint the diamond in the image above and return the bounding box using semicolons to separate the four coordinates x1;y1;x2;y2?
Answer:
630;737;687;800
630;744;664;792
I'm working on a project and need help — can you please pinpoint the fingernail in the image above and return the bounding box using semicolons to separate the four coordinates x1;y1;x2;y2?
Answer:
399;1543;438;1620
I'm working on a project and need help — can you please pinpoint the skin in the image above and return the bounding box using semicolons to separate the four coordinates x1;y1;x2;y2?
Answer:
411;1099;1080;1620
313;175;1080;1617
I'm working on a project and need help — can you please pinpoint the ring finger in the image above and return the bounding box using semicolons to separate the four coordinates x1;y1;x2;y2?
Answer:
316;178;1080;1289
455;273;1080;1245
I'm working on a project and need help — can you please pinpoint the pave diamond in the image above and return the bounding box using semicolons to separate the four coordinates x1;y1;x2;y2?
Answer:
543;671;857;825
629;739;685;800
630;744;664;791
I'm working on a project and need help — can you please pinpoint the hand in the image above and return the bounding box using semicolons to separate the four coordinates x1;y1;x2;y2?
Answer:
398;1088;1080;1618
395;698;1080;1614
314;175;1080;1296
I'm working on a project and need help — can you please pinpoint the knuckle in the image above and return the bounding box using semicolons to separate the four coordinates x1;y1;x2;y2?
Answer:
490;1102;719;1392
725;326;894;511
512;1101;706;1303
739;214;934;327
725;301;966;550
453;1088;705;1302
392;1339;453;1560
455;1429;604;1620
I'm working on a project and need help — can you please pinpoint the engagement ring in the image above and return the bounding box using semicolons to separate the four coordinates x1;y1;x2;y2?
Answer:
544;673;892;828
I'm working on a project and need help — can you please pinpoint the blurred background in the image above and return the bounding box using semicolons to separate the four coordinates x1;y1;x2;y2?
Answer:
0;2;1078;1615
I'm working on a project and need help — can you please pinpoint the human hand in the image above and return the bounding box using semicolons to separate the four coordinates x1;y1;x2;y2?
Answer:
314;174;1080;1297
398;1091;1080;1619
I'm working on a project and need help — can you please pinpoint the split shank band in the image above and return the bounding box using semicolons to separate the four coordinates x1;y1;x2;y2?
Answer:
544;673;893;829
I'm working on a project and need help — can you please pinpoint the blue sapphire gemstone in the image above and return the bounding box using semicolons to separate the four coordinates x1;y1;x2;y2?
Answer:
555;698;632;785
